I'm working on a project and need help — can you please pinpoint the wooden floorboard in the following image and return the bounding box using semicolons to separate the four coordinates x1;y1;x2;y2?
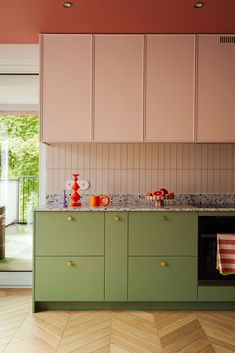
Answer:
197;312;235;353
0;290;234;353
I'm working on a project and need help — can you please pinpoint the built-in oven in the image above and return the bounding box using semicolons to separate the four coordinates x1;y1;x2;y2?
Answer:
198;216;235;286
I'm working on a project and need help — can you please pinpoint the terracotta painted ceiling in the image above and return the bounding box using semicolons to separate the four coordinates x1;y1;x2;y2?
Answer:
0;0;235;44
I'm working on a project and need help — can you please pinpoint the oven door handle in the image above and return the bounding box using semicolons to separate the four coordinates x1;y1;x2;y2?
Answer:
200;233;217;238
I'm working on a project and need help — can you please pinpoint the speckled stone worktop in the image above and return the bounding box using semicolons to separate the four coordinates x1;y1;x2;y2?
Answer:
35;204;235;212
35;193;235;212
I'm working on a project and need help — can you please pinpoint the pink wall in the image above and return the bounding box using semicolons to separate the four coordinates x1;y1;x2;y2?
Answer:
46;143;235;195
0;0;235;43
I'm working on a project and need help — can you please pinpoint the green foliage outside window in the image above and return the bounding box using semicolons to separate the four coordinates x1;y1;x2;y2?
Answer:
0;115;39;222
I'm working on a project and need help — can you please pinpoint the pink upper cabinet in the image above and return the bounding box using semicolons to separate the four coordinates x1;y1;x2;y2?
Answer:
94;35;144;142
41;34;92;142
197;35;235;142
145;35;195;142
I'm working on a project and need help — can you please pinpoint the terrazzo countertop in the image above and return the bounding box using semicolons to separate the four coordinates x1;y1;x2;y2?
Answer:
35;193;235;212
34;204;235;212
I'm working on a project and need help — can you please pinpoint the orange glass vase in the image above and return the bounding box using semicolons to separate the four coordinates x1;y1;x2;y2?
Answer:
70;173;81;207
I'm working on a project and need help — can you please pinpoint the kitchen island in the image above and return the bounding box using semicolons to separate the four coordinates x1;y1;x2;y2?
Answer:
33;204;235;312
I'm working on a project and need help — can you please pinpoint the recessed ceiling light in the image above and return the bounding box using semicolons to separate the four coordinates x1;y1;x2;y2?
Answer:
63;2;73;8
194;1;205;8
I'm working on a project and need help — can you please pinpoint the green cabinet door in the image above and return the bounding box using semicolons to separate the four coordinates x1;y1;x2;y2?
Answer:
128;257;197;301
35;257;104;301
35;212;104;256
105;212;127;301
198;287;235;301
129;212;197;256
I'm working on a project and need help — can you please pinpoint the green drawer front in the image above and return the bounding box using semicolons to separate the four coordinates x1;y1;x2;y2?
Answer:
198;286;235;301
35;212;104;256
129;212;197;256
105;212;128;301
128;257;197;301
35;257;104;301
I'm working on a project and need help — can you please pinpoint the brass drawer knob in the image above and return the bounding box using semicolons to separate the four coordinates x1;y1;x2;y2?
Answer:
67;260;73;267
67;216;73;222
160;216;167;222
114;215;120;221
160;261;167;267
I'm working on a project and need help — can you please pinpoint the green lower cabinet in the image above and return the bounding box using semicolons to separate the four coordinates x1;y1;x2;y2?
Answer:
129;212;197;256
128;257;197;301
35;257;104;301
35;212;104;256
198;287;235;301
105;212;128;301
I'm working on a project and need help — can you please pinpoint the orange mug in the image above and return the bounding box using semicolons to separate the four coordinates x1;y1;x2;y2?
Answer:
89;195;110;207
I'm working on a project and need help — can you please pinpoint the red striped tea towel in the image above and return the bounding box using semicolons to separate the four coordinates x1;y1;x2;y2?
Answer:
217;233;235;275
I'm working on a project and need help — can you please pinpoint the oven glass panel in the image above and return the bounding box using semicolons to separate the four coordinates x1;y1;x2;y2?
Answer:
198;216;235;285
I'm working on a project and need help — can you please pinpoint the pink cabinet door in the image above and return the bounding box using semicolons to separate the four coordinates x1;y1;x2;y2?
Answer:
197;35;235;142
145;35;195;142
41;34;92;142
94;35;144;142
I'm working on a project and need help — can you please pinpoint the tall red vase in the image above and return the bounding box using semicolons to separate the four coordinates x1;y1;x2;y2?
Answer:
70;173;81;207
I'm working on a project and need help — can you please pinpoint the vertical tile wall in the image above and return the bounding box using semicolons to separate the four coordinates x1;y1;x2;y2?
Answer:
46;143;235;194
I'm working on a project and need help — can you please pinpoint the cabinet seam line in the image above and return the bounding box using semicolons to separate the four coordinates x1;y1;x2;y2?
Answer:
127;212;129;301
104;213;106;301
143;35;147;142
194;35;198;142
91;34;95;141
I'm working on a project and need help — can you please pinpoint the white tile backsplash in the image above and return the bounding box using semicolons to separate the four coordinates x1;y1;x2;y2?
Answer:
46;143;235;195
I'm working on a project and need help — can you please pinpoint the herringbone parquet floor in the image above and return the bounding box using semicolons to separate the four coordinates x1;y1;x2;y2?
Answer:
0;289;234;353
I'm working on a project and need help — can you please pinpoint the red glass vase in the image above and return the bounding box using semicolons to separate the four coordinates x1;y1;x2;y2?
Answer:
70;173;81;207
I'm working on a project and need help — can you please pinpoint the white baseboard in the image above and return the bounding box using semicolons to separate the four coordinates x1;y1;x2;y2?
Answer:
0;271;32;287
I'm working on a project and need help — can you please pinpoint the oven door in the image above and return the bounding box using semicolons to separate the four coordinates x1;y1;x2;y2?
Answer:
198;216;235;286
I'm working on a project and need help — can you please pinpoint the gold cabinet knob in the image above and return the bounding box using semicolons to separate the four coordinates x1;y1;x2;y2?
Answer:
67;260;73;267
67;216;73;222
160;261;167;267
160;216;167;222
114;215;120;221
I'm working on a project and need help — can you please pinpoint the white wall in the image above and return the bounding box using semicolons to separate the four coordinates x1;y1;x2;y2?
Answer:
0;44;39;73
0;45;39;111
0;75;39;111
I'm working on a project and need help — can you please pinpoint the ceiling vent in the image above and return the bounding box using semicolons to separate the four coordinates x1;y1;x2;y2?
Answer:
220;36;235;44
